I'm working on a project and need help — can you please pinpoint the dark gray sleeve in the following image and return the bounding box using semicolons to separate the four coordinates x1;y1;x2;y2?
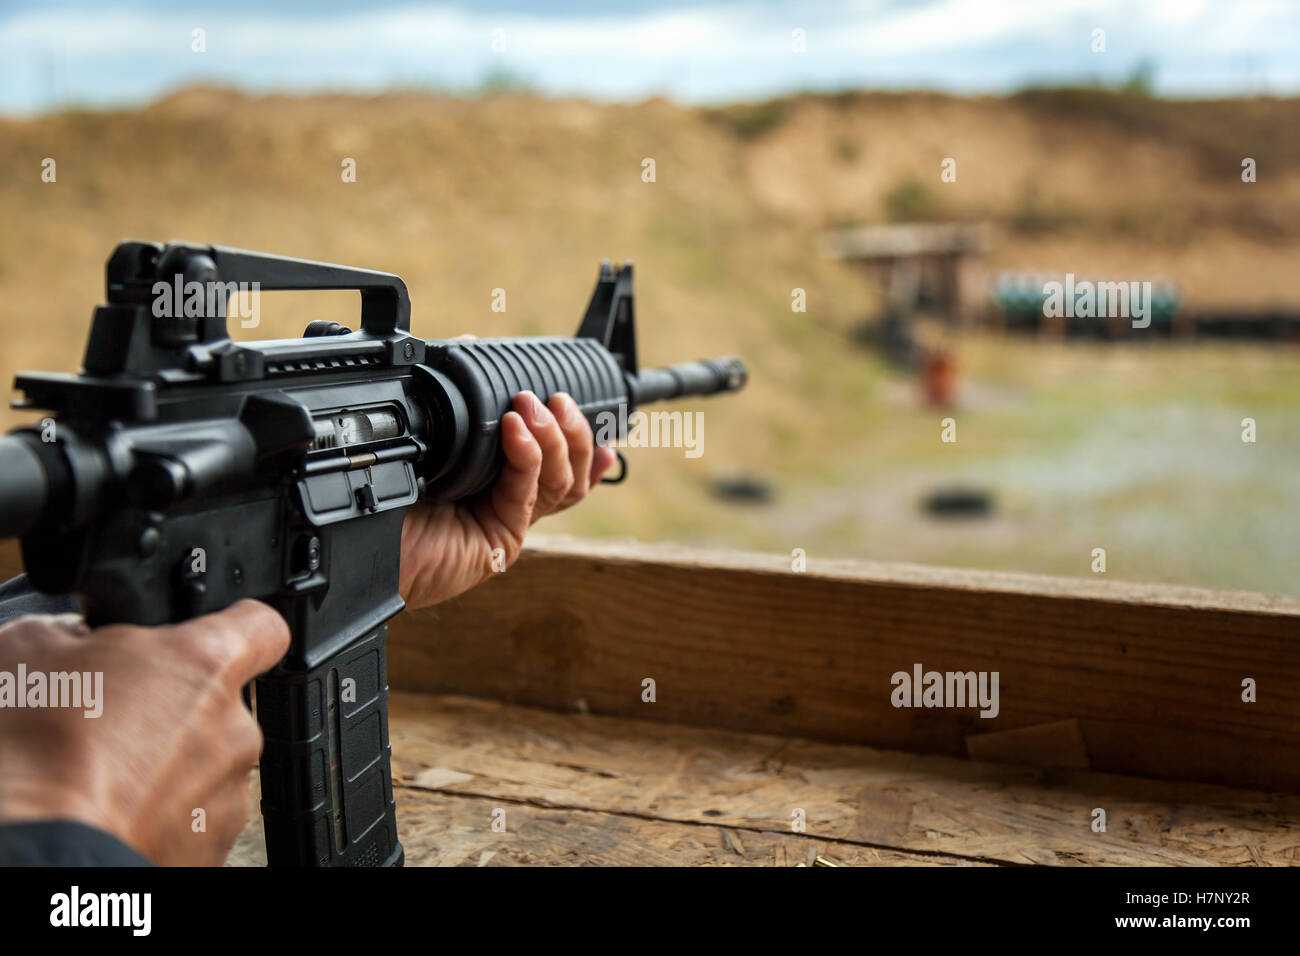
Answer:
0;820;153;866
0;573;79;625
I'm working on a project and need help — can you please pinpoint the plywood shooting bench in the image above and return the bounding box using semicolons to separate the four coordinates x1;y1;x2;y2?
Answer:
230;535;1299;866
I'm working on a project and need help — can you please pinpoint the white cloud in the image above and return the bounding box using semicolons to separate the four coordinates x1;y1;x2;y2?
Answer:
0;0;1295;114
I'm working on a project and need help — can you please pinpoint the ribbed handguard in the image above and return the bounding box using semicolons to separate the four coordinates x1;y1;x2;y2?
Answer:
420;336;631;501
255;626;402;867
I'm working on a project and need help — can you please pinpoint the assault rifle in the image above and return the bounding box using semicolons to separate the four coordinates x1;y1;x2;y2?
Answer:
0;241;746;866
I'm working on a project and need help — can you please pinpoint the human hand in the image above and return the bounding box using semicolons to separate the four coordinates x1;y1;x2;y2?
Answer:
0;600;289;865
398;390;616;610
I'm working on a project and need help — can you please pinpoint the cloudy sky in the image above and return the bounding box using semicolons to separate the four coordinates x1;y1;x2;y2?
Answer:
0;0;1294;114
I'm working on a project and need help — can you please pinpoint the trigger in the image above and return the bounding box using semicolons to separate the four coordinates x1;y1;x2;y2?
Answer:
600;449;628;484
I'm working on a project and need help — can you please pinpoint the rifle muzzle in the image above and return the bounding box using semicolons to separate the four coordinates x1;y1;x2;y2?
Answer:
630;356;747;404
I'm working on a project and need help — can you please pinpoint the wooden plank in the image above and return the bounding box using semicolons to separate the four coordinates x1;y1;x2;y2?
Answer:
231;693;1299;866
8;534;1299;796
384;694;1300;867
824;223;988;259
388;536;1300;792
228;749;982;868
228;788;982;867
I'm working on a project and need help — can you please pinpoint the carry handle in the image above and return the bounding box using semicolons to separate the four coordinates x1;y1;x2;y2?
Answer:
106;240;411;339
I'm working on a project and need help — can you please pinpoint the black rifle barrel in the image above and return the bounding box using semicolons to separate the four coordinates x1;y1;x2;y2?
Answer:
630;356;747;405
0;357;748;539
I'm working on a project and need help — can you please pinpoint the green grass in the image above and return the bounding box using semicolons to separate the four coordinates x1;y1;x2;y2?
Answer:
547;336;1300;597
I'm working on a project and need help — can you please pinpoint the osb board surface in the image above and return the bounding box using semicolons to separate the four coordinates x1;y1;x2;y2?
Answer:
229;692;1300;867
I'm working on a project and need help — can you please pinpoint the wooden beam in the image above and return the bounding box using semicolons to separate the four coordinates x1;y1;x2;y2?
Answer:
388;535;1300;792
823;222;989;260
